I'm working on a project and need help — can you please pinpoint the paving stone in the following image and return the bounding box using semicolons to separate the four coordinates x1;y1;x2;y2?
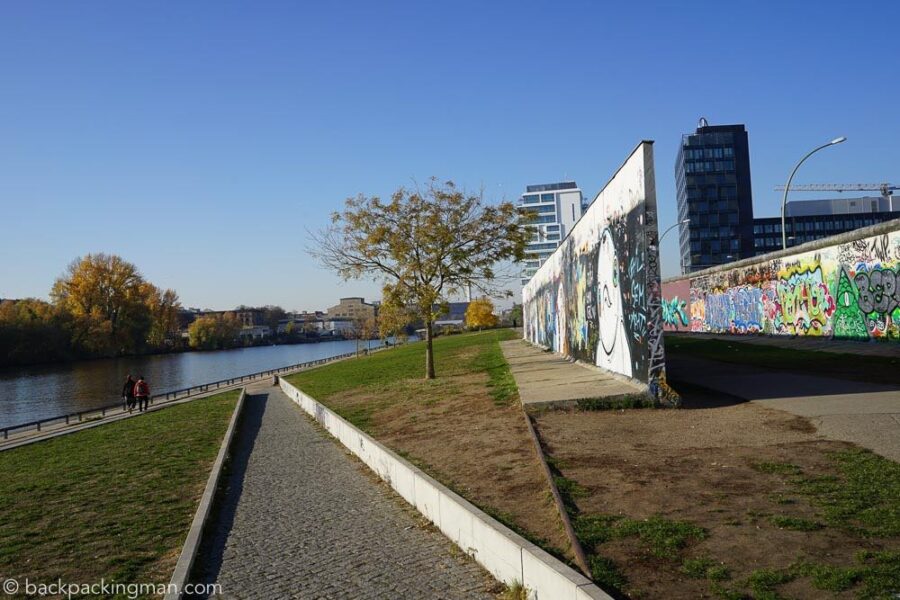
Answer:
190;386;493;599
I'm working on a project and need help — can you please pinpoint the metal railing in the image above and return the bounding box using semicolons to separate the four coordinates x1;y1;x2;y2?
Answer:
1;351;361;442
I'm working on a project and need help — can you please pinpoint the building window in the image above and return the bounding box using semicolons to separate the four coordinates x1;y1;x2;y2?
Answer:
540;193;554;202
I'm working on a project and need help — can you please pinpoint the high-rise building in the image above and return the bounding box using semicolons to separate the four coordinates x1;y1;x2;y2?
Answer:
675;119;755;273
517;181;586;285
753;195;900;254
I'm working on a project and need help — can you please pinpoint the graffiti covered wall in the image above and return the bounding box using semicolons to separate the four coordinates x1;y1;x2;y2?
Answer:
523;142;670;400
661;225;900;341
661;278;690;332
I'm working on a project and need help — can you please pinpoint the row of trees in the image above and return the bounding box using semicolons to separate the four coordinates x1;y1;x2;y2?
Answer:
0;254;181;367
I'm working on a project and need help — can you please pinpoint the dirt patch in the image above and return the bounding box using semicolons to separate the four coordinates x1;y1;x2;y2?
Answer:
534;395;900;599
325;371;572;560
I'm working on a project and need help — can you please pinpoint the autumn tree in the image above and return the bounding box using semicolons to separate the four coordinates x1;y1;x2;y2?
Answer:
0;299;73;366
465;297;499;330
143;284;181;348
377;295;413;343
187;313;241;350
50;253;182;355
310;178;528;379
51;254;151;354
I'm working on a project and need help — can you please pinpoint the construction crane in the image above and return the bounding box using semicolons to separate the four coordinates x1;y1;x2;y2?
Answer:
774;183;898;199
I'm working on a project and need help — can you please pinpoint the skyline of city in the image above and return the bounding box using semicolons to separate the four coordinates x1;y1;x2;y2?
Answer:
2;2;898;310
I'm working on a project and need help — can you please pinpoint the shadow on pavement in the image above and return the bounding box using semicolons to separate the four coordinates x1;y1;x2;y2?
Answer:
186;391;268;597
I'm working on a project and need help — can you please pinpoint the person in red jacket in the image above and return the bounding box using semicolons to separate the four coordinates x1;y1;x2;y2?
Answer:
134;375;150;412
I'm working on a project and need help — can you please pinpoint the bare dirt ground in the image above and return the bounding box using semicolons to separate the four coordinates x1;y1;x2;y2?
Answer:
324;368;573;562
534;385;900;599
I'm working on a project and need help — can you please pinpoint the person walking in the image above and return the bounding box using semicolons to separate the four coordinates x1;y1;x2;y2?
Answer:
122;375;136;412
134;375;150;412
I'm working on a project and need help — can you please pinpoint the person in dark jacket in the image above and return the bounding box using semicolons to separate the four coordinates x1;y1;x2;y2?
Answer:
122;375;136;412
134;376;150;412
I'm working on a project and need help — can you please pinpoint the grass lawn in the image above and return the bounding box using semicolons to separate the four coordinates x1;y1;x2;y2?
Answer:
0;390;239;589
285;329;573;562
665;335;900;386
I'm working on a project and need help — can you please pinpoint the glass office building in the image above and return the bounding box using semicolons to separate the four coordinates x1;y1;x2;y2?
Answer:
675;121;755;273
753;196;900;254
517;181;586;285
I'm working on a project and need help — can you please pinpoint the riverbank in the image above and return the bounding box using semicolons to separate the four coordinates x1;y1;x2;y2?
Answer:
0;333;379;371
0;390;239;589
0;338;400;427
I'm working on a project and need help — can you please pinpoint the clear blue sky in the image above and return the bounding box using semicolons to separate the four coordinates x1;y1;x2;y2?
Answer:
2;1;897;311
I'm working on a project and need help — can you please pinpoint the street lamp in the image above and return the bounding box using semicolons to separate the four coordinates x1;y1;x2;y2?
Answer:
659;219;690;245
658;219;690;274
781;136;846;249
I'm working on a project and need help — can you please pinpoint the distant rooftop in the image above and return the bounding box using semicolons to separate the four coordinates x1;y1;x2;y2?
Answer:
525;181;579;193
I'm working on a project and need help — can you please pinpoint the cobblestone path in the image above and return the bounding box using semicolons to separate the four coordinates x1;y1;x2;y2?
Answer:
190;385;493;599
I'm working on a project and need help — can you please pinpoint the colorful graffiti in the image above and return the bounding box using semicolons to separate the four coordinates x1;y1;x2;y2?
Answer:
523;143;673;403
661;229;900;342
661;279;690;331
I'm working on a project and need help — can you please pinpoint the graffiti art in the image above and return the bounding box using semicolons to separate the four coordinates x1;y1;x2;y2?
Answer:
523;142;671;402
661;230;900;342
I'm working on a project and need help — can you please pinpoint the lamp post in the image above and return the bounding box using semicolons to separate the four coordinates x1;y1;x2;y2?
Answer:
659;219;690;274
659;219;690;245
781;136;846;249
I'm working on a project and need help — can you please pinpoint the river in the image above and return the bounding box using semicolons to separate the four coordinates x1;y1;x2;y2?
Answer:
0;338;401;427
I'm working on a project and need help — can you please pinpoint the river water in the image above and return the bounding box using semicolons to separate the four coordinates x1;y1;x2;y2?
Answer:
0;338;395;427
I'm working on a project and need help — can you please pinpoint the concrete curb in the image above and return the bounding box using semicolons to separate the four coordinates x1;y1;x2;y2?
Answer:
521;408;592;579
165;388;247;600
279;378;612;600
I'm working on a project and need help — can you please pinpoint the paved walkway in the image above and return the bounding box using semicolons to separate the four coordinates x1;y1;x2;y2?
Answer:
190;384;492;599
666;331;900;357
500;339;647;408
667;355;900;462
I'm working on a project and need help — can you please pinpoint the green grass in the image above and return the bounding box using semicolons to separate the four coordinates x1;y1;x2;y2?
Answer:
286;329;518;400
0;390;239;586
665;336;900;385
791;561;863;592
767;448;900;538
746;567;795;600
751;461;803;476
589;555;627;590
681;556;731;581
574;513;707;560
475;338;520;406
769;515;824;531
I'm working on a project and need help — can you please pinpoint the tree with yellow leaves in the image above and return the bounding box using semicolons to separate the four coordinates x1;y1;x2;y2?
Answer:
465;297;499;330
310;178;529;379
187;313;241;350
50;253;181;355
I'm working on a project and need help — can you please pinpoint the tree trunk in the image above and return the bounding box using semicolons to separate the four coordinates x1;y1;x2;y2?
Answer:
424;318;435;379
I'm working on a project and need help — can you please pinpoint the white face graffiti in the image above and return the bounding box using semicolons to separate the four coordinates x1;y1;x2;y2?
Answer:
597;228;632;377
597;229;620;356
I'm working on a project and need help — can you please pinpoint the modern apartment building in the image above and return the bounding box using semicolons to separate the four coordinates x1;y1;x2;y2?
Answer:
517;181;586;285
675;120;755;273
753;195;900;254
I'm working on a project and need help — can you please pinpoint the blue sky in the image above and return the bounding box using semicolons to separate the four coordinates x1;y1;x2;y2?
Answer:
2;1;897;310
